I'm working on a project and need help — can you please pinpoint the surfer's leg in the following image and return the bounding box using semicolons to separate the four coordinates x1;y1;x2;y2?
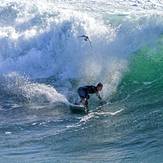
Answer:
78;100;88;106
78;87;85;97
77;87;89;105
79;97;88;106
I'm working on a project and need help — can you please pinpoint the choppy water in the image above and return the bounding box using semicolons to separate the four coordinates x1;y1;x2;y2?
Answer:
0;0;163;162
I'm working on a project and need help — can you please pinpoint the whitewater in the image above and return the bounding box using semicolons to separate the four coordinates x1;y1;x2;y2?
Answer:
0;0;163;162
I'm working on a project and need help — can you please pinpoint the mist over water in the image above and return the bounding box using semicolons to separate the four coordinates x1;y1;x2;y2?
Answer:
0;0;163;162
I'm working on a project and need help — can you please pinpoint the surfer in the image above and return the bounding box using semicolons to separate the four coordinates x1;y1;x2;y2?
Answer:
77;83;103;106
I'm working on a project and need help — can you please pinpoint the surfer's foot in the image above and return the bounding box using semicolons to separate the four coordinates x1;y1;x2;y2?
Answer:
78;102;88;106
77;102;81;106
74;102;81;106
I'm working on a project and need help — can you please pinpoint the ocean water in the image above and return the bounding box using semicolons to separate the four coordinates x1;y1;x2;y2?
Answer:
0;0;163;162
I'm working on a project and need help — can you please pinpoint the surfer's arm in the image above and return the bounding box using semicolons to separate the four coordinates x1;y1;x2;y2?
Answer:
96;92;102;100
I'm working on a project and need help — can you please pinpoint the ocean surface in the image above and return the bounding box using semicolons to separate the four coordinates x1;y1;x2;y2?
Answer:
0;0;163;162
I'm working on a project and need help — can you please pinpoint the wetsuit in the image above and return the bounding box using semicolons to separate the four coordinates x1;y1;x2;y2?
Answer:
78;85;102;105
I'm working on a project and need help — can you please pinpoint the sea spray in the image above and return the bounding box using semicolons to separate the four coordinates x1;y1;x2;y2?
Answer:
3;72;67;104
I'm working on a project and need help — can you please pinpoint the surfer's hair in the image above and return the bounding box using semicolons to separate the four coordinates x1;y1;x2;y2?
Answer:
97;83;103;88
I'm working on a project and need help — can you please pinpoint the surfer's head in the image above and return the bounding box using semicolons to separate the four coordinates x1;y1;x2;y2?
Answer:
97;83;103;91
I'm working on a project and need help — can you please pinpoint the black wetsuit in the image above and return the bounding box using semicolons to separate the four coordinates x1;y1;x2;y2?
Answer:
78;85;101;105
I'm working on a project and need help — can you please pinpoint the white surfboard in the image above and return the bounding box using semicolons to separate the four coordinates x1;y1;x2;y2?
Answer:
66;101;87;113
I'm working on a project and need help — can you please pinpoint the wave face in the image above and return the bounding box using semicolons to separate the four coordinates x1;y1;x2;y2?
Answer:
0;0;163;162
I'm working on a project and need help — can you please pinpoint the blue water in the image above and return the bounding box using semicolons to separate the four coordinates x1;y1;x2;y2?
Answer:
0;0;163;162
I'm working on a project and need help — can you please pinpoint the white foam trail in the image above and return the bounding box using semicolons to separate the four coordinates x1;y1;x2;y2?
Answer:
96;109;124;116
4;72;68;104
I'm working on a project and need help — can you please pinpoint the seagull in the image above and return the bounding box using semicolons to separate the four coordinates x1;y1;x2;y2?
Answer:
78;35;92;48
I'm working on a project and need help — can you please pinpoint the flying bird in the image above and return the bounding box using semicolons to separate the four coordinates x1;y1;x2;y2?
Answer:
78;35;92;48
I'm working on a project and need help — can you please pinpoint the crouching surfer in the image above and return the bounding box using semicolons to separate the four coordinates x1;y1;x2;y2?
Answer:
77;83;103;106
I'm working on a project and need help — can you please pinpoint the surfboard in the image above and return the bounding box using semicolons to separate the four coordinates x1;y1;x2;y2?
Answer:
66;101;87;113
